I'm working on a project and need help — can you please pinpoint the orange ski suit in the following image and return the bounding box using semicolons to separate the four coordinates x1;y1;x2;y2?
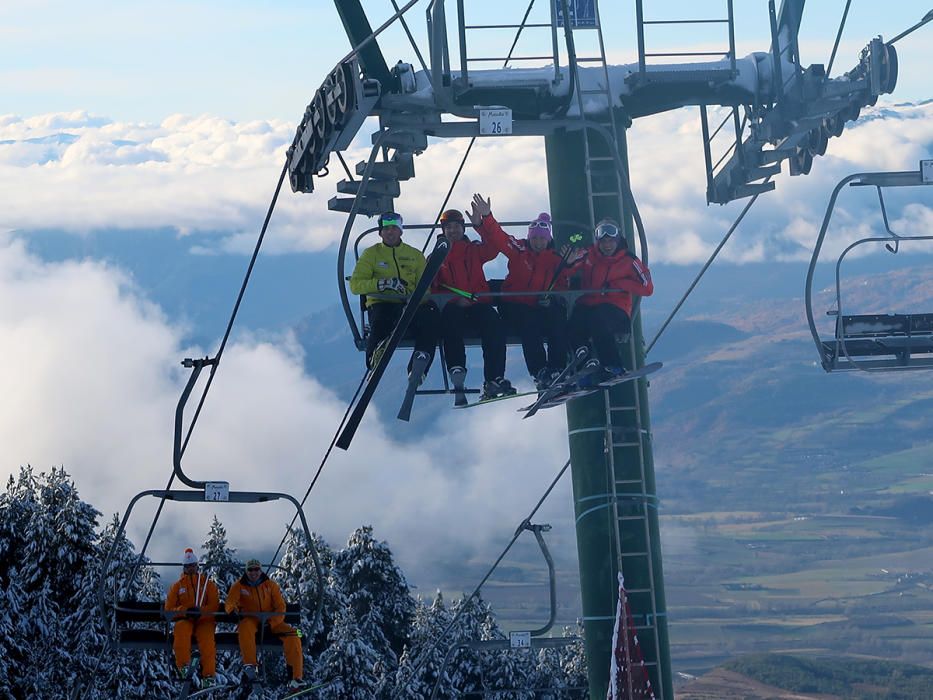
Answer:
165;572;219;676
225;574;303;679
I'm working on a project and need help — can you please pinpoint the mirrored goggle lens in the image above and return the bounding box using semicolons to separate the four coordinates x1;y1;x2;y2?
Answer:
595;223;621;239
381;217;403;229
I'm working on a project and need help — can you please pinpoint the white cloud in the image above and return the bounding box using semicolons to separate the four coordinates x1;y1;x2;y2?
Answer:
1;101;931;266
0;235;575;580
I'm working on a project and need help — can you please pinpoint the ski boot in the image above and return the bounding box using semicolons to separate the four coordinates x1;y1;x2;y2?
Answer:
480;377;516;401
449;366;467;406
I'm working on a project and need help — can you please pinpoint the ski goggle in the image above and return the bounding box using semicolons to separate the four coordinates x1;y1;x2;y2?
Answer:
594;222;621;239
529;220;552;230
379;213;404;230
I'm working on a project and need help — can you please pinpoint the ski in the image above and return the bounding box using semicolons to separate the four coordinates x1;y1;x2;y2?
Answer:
519;362;663;413
396;373;420;422
186;682;227;698
337;236;450;450
520;350;591;419
597;361;662;387
175;655;201;699
278;679;334;699
452;390;537;409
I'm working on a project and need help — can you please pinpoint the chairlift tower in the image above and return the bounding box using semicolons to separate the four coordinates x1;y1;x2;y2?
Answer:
287;1;908;697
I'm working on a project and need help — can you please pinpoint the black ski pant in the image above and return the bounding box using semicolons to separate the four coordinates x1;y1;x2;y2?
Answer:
499;301;569;377
441;302;506;381
568;303;632;369
367;301;440;372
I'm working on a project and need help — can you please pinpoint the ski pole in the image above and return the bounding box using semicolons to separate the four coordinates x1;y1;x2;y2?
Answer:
439;283;478;302
541;233;585;304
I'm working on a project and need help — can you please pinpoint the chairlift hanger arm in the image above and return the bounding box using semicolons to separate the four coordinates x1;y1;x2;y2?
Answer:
173;357;217;489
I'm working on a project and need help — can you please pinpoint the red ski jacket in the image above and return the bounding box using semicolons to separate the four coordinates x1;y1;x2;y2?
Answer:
431;234;499;303
477;214;572;305
576;246;653;316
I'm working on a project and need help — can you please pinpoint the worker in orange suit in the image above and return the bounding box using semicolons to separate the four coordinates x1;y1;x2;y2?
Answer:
225;558;305;690
164;548;219;687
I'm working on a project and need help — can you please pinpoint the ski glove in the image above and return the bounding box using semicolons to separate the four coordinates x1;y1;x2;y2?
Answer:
377;277;406;294
185;607;200;620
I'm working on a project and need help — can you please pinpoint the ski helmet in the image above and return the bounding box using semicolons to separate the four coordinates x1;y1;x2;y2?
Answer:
439;209;465;225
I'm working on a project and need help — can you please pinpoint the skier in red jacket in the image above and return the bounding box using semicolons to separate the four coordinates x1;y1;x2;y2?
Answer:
568;218;653;383
468;193;578;391
432;208;514;403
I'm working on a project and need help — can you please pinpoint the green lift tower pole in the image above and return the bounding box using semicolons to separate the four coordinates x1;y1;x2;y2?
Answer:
545;122;672;700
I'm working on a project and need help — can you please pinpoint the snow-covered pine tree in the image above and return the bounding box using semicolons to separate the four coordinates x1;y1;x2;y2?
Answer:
558;622;589;697
0;469;37;694
392;590;501;699
332;525;414;664
445;594;499;697
76;514;174;699
526;641;582;699
0;467;39;587
201;515;243;591
273;528;335;654
315;607;382;700
199;515;244;686
5;467;102;698
0;584;19;697
392;590;452;699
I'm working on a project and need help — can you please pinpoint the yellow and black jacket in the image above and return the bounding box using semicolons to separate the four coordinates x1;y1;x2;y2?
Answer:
349;241;427;308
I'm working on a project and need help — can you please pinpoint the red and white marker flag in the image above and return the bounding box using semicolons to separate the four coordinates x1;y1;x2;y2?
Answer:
607;572;655;700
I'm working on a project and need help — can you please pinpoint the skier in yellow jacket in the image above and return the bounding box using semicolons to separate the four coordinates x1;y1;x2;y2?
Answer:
349;211;440;385
164;548;219;687
225;559;304;690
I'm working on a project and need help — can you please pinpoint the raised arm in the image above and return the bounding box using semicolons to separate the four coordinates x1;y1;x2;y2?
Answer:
468;193;518;262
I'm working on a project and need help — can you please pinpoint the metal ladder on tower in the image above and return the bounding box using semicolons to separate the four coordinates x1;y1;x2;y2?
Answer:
567;9;665;698
566;0;626;231
603;334;664;699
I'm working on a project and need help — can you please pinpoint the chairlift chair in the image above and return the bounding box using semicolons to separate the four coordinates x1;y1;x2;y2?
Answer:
805;164;933;372
97;358;324;684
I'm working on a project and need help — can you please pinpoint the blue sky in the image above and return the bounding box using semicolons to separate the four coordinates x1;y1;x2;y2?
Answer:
2;1;930;121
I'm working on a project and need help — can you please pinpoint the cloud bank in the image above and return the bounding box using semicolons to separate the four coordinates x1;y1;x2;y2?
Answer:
2;102;932;263
0;234;576;580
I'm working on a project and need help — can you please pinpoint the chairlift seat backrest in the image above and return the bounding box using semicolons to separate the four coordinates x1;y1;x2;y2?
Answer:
910;313;933;334
839;313;911;338
113;600;302;652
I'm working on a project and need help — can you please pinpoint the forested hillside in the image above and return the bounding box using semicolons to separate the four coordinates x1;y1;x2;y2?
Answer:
0;467;586;699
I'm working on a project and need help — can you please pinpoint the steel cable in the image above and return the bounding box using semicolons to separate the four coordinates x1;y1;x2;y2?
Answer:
387;458;572;696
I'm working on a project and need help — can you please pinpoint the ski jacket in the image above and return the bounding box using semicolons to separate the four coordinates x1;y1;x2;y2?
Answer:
225;573;288;628
576;246;653;316
430;234;499;303
350;241;427;308
165;572;220;622
476;214;572;305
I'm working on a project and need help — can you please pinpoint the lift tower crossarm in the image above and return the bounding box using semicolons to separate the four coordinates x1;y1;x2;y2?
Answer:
334;0;393;88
